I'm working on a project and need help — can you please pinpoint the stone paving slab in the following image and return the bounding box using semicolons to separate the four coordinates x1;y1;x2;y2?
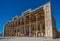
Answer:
0;37;60;41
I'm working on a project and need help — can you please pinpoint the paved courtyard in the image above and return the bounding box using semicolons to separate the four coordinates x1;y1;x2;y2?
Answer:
0;37;60;41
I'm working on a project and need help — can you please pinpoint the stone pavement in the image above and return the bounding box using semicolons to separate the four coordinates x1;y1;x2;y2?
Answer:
0;37;60;41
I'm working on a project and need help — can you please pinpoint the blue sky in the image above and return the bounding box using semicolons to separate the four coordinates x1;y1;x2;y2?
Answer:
0;0;60;34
